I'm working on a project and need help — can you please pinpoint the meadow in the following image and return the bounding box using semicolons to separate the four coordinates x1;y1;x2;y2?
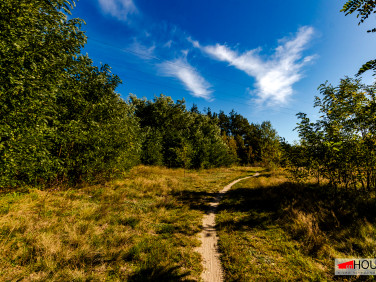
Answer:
2;166;376;281
0;166;252;281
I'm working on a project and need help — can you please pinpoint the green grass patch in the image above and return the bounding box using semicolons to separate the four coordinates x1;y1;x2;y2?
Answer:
0;165;254;281
217;170;376;281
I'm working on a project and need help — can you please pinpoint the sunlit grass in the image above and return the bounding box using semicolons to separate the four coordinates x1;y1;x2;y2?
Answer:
0;165;253;281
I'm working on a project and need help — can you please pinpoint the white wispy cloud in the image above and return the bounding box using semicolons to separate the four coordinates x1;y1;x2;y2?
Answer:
127;40;155;59
98;0;137;21
164;40;173;48
158;58;213;100
193;26;316;105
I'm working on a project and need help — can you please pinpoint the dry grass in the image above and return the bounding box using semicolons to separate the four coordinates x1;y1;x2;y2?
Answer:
217;169;376;281
0;165;254;281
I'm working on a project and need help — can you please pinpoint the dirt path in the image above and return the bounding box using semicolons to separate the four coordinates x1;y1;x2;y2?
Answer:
196;172;259;282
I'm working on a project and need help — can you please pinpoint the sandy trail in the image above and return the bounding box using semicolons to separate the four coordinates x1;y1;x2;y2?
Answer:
196;172;259;282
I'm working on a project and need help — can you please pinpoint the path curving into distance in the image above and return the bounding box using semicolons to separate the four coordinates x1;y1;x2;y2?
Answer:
196;172;260;282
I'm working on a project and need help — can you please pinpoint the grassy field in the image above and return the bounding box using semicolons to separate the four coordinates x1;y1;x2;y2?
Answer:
0;165;255;281
217;170;376;281
2;166;376;281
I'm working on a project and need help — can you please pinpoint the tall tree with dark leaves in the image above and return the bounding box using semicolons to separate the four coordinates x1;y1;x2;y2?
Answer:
0;0;141;187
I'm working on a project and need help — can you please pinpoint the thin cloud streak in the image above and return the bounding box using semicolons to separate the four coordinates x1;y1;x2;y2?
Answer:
194;26;316;105
98;0;137;21
158;58;213;101
127;40;155;60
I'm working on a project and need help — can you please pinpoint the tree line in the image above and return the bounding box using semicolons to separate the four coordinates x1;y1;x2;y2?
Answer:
207;109;281;166
0;0;282;188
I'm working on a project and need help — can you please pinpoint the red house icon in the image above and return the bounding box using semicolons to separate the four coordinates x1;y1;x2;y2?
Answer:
337;260;354;269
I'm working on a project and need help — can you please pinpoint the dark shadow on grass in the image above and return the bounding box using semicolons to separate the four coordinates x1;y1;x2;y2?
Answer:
171;172;262;215
0;187;30;196
172;190;219;214
216;181;376;256
128;265;195;282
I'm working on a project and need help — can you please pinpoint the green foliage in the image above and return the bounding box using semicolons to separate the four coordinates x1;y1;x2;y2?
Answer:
221;134;240;164
131;95;232;169
342;0;376;27
341;0;376;75
211;110;282;166
357;59;376;75
0;0;141;187
259;121;281;166
292;77;376;189
141;127;164;166
54;57;141;182
0;0;84;186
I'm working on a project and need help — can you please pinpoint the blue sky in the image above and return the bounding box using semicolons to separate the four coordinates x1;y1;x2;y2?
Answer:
72;0;376;142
